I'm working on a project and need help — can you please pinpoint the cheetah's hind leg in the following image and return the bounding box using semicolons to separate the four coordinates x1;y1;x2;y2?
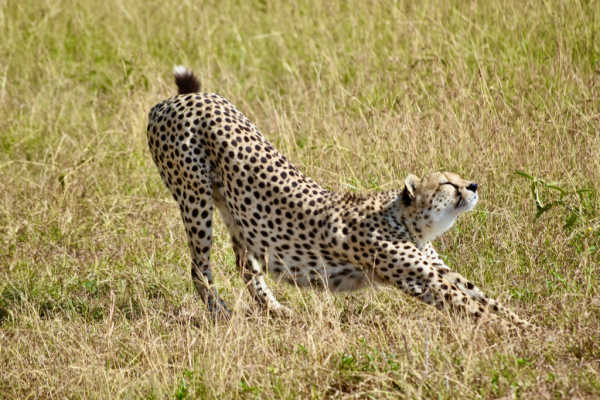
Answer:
146;97;231;320
184;195;231;320
215;194;291;318
235;247;291;317
151;165;230;319
247;256;292;317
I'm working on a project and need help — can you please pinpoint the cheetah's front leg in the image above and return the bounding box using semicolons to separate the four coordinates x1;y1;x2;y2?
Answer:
422;242;486;302
421;242;536;331
375;241;507;325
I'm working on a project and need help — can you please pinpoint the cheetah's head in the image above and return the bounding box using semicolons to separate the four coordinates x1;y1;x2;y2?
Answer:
398;171;478;243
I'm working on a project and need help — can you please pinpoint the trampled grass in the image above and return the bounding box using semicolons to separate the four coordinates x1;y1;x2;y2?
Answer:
1;0;599;398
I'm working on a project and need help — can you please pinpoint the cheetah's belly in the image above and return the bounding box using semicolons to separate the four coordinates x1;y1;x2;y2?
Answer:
266;252;373;292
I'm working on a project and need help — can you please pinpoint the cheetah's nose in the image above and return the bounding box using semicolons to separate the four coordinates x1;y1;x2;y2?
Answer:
466;183;478;193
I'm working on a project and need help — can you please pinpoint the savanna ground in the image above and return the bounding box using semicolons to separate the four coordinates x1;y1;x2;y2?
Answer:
1;0;599;398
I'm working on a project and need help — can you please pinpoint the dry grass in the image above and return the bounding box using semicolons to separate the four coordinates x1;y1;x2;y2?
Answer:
1;0;599;398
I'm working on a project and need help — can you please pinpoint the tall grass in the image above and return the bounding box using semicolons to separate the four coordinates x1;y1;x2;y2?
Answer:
1;0;599;398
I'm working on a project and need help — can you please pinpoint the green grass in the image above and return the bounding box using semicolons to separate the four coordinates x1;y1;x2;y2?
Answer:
1;0;599;398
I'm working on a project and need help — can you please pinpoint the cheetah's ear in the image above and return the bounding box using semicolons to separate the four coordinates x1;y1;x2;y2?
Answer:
401;174;420;205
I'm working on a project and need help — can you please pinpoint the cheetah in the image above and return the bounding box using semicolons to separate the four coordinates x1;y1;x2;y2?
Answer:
146;66;534;331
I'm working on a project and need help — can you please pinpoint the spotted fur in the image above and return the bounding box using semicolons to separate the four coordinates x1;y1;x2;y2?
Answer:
146;66;534;330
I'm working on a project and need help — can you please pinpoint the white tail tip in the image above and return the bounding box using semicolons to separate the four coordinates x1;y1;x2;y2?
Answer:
173;65;190;77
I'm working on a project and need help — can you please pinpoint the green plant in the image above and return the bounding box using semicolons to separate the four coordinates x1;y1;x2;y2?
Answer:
515;170;599;256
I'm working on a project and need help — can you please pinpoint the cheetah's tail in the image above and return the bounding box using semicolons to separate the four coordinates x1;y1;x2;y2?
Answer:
173;65;201;95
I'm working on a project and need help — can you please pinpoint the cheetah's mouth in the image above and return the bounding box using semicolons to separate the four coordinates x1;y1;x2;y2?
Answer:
456;192;478;211
456;195;465;209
